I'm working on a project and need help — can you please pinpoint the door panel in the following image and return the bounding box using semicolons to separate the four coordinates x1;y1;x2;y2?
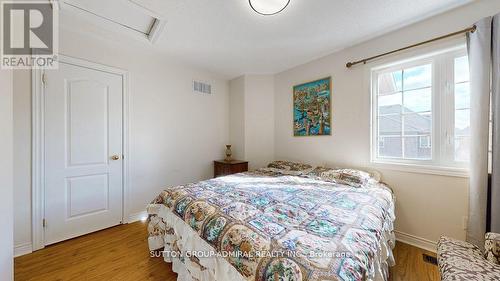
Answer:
44;61;123;245
66;174;109;218
67;79;109;166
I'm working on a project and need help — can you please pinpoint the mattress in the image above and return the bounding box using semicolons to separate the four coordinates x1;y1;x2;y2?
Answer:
147;169;395;281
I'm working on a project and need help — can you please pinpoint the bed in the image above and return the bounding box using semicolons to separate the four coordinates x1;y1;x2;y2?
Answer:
147;161;395;281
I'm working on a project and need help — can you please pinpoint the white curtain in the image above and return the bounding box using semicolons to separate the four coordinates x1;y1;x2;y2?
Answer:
491;14;500;233
467;17;492;248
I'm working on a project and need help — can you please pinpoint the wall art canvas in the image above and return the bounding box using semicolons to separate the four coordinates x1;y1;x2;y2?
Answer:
293;77;331;136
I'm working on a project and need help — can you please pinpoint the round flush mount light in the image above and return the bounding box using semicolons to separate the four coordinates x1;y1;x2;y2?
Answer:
249;0;290;15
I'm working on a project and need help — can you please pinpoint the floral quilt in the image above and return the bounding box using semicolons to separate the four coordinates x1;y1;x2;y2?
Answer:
147;169;395;281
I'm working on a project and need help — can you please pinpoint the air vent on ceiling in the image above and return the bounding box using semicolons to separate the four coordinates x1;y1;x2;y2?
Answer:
193;81;212;95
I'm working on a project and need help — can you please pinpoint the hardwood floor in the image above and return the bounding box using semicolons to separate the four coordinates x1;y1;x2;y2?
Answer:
15;221;440;281
390;241;440;281
15;221;175;281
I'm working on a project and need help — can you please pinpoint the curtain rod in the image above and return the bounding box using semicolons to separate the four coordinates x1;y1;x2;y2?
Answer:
345;25;476;68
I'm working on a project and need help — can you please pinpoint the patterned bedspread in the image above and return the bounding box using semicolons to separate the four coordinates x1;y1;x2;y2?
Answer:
147;169;395;281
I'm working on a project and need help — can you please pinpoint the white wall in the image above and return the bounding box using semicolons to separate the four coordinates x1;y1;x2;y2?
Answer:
229;75;274;169
13;25;230;251
1;69;14;280
274;1;500;246
229;76;246;160
243;75;275;169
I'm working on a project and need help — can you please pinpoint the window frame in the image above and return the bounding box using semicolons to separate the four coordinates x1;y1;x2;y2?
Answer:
370;46;469;175
419;135;431;149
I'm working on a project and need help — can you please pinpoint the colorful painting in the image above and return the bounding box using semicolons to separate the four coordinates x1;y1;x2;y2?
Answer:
293;77;331;136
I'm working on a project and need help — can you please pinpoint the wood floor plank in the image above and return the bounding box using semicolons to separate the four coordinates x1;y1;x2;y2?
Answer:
15;222;175;281
15;222;440;281
390;241;440;281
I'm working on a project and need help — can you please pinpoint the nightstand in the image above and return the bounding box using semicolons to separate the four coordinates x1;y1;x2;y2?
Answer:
214;160;248;177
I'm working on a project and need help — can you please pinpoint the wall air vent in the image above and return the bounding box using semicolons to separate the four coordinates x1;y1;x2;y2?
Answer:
422;253;438;265
193;81;212;95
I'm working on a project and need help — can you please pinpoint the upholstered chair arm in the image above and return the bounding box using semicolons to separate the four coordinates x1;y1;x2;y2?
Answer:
438;236;500;280
485;232;500;265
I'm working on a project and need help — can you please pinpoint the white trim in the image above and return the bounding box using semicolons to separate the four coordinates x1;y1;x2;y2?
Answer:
128;211;148;223
147;18;167;44
14;243;33;258
370;45;470;175
122;72;131;225
32;54;130;251
370;44;466;71
57;54;129;76
371;161;469;178
395;231;438;253
32;67;45;251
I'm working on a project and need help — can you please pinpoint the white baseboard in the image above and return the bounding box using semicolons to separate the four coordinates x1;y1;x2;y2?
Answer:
14;243;33;257
395;231;437;253
127;211;148;223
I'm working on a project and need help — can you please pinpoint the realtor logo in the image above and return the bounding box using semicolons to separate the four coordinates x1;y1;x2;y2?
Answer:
1;1;58;69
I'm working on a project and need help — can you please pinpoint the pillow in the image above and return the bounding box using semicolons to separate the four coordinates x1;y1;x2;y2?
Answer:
267;160;313;172
266;160;313;175
308;167;376;188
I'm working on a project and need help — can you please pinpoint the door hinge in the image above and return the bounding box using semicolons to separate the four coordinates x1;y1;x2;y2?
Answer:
42;218;46;228
41;73;47;85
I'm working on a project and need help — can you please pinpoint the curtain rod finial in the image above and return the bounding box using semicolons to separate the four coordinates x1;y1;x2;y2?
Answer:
346;62;353;68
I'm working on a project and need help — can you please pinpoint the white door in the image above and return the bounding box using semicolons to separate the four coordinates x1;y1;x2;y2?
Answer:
44;61;124;245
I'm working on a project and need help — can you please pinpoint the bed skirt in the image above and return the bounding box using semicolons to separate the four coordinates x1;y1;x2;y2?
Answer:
147;203;396;281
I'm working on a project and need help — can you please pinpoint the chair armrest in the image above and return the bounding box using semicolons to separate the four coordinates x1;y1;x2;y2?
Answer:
485;232;500;265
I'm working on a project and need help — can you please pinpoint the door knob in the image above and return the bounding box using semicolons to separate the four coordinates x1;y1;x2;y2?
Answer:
111;155;120;161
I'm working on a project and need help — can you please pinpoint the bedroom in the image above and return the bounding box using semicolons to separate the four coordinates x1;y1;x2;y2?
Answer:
1;0;500;280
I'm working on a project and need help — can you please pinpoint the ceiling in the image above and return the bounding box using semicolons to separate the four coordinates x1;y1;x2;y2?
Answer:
62;0;157;35
60;0;473;78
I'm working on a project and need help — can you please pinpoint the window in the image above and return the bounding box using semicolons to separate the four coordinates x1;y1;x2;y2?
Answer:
371;47;470;170
419;135;431;149
379;138;385;149
454;56;470;162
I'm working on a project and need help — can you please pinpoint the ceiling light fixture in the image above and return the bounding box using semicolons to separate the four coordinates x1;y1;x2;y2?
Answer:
249;0;290;15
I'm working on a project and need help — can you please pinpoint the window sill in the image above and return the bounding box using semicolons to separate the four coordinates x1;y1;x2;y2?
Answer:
370;160;469;178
